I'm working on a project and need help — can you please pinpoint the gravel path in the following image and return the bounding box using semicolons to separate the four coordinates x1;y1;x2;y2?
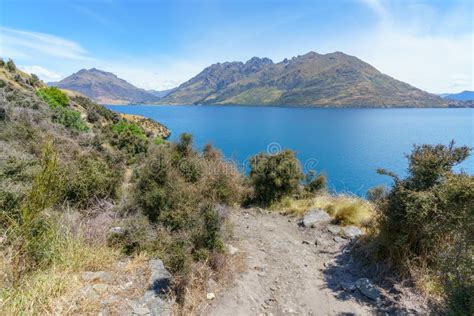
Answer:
204;209;374;315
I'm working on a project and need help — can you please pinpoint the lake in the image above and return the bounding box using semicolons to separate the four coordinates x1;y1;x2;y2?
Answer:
107;105;474;196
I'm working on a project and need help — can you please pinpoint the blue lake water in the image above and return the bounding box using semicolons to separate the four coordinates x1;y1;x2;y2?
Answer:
108;105;473;196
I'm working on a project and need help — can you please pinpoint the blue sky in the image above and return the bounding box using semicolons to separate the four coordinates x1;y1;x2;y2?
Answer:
0;0;472;93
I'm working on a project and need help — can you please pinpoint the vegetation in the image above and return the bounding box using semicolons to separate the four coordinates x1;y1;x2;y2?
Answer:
1;60;470;314
370;142;473;313
249;149;303;205
36;87;89;132
6;59;16;72
36;87;69;108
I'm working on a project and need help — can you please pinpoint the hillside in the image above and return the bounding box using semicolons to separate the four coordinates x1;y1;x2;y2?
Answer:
441;90;474;101
159;52;448;107
50;68;160;105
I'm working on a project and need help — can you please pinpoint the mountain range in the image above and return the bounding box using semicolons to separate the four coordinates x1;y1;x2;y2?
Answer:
159;51;448;107
52;52;453;107
50;68;161;105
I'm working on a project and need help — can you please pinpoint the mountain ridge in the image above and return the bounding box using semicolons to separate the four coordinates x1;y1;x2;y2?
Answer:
159;51;448;107
441;90;474;101
50;68;160;105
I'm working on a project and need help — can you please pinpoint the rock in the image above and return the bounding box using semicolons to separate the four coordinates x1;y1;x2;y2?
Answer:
148;259;171;295
133;307;151;315
93;283;109;294
302;240;310;245
302;209;331;227
81;271;113;283
342;226;364;239
333;236;346;243
227;244;239;255
327;225;341;235
207;292;216;300
80;285;98;300
355;278;381;301
340;281;356;292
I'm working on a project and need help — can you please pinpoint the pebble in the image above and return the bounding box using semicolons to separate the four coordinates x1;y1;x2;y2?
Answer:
206;292;216;300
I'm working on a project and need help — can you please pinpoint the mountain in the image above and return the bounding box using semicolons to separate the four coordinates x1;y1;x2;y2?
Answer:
147;87;178;98
159;52;448;107
441;90;474;101
50;68;160;105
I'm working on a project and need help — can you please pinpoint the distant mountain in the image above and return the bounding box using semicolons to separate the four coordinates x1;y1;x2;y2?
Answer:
147;87;178;98
441;90;474;101
50;68;160;105
159;52;448;107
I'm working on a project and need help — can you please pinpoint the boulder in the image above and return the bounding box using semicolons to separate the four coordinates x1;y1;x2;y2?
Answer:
148;259;171;295
327;225;341;235
342;226;363;239
302;209;331;227
355;278;381;301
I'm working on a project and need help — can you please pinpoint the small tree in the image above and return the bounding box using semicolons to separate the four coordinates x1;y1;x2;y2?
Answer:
6;59;16;72
249;149;303;205
28;74;40;86
373;141;473;313
0;58;5;67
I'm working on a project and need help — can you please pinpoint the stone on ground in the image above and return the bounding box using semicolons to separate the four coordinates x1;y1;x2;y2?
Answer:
302;209;331;227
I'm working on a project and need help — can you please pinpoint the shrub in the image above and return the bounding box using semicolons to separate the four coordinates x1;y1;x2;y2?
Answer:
366;185;387;203
304;170;327;194
27;74;40;87
36;87;69;109
6;59;16;72
249;149;303;205
0;58;4;67
132;133;243;286
110;120;148;157
64;154;122;207
52;107;89;132
1;142;63;280
372;141;473;312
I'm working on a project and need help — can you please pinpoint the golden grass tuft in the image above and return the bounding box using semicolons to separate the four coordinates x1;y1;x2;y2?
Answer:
272;193;375;227
0;226;119;315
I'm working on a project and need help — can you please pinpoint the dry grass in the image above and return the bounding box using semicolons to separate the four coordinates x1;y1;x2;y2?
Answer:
0;224;119;315
273;193;375;227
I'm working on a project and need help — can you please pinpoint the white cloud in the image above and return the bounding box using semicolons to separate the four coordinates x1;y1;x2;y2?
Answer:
350;0;473;93
0;27;90;60
19;65;62;82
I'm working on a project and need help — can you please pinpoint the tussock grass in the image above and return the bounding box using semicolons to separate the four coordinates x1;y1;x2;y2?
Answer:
273;194;374;227
1;228;119;315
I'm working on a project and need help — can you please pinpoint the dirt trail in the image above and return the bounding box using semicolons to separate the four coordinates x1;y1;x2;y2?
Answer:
203;209;374;315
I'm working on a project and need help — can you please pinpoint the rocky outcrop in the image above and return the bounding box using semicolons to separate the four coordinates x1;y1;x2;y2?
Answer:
120;113;171;139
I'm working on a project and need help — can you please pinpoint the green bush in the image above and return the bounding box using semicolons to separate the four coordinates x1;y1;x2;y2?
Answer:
372;141;473;312
27;74;40;87
36;87;69;109
1;143;63;280
130;133;244;292
52;107;89;132
110;121;148;157
64;154;122;207
6;59;16;72
304;171;327;194
249;149;303;205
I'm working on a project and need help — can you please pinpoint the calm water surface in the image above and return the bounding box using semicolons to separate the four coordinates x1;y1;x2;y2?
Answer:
108;105;473;196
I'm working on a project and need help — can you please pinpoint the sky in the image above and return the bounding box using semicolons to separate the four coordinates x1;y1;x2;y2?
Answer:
0;0;472;93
